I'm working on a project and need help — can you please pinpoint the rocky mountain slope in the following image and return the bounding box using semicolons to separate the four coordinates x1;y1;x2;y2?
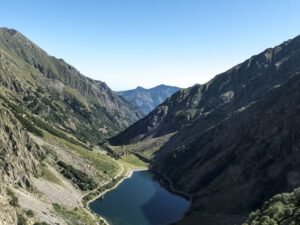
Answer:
110;35;300;224
117;84;181;114
0;27;143;146
0;101;40;225
0;27;145;225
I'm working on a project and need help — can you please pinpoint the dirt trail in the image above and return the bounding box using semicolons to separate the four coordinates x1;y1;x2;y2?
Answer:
79;160;125;225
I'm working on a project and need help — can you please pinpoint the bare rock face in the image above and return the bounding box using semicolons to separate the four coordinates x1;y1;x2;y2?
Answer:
0;104;40;225
0;105;39;188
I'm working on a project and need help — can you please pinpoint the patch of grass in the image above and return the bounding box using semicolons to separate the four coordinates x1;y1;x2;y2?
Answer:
122;155;147;168
52;203;104;225
40;131;120;184
40;165;63;186
30;116;87;148
47;132;119;178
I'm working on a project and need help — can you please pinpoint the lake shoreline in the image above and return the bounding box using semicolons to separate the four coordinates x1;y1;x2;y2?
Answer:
87;167;148;225
88;166;192;225
149;169;192;201
148;168;193;224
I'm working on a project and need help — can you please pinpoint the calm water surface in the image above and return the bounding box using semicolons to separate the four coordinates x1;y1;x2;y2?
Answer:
89;171;189;225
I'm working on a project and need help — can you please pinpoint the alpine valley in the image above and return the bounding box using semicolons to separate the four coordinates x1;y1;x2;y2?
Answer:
110;34;300;225
0;27;300;225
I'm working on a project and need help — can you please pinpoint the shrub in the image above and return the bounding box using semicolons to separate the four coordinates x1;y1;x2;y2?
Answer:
26;209;34;217
7;189;19;207
52;203;61;211
33;222;50;225
17;214;27;225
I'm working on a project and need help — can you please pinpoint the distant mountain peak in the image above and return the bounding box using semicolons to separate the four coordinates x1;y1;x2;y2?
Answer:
117;84;181;114
136;86;145;90
0;27;18;36
156;84;167;87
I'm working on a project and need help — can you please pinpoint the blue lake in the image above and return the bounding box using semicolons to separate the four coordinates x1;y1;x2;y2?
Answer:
89;170;190;225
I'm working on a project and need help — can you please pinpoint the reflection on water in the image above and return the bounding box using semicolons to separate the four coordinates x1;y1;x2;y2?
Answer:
89;171;189;225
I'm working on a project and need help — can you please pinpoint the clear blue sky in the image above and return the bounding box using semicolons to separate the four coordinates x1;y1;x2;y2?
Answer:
1;0;300;91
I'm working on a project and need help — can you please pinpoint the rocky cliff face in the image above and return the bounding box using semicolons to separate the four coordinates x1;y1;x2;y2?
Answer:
0;101;40;225
117;85;181;114
110;35;300;224
0;105;39;188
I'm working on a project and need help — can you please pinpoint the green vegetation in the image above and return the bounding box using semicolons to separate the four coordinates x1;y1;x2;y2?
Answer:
82;174;124;206
0;27;143;151
40;165;63;186
33;222;50;225
122;155;148;167
0;94;43;137
30;116;87;148
26;209;34;217
7;188;19;207
0;93;90;148
57;161;97;191
15;114;44;137
52;203;105;225
42;145;58;160
17;214;27;225
243;188;300;225
41;131;119;179
36;150;47;161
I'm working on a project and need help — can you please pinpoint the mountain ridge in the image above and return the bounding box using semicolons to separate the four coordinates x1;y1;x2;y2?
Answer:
0;27;147;225
0;27;143;145
1;26;300;225
110;34;300;225
117;84;181;114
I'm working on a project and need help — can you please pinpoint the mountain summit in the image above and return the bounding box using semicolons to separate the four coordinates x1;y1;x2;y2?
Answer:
117;84;181;114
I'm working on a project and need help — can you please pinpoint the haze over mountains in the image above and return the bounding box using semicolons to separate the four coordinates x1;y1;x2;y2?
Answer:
117;85;181;115
0;26;299;225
